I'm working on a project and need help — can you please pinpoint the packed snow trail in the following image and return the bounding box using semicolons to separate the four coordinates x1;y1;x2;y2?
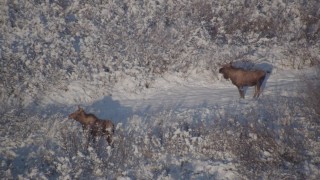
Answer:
112;69;300;112
39;68;305;124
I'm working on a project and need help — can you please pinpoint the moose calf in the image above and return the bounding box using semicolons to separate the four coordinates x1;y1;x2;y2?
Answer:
219;63;268;98
68;106;114;145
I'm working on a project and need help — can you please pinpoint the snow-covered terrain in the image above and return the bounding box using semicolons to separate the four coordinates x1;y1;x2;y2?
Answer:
2;67;320;179
1;0;320;179
41;66;302;121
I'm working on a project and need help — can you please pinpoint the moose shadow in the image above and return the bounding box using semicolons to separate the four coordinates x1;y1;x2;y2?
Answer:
254;62;273;91
28;96;132;126
88;96;133;124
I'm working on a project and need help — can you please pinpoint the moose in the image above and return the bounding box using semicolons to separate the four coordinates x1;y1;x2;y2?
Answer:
68;106;115;145
219;62;269;98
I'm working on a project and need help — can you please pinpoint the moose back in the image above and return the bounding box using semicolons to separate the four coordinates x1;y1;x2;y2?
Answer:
219;63;268;98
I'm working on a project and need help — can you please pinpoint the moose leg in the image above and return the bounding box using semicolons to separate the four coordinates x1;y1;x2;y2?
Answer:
237;86;245;98
255;76;266;98
253;83;262;98
256;84;261;98
84;129;96;149
106;134;113;146
84;131;91;149
90;130;98;144
82;128;90;148
253;85;258;98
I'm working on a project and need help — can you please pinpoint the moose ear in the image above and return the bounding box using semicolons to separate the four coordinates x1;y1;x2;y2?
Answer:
229;61;233;66
78;105;83;111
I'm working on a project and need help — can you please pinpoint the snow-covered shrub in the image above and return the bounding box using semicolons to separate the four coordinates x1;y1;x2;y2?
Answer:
1;90;320;179
1;0;319;179
301;67;320;116
224;96;320;179
1;0;319;108
299;67;320;176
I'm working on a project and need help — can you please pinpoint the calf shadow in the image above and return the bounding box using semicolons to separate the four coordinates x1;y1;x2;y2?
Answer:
28;96;132;127
88;96;133;124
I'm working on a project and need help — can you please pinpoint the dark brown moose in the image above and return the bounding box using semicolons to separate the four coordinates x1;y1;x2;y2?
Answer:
68;106;114;145
219;63;268;98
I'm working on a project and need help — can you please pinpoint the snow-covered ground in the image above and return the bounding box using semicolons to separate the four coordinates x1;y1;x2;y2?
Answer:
1;0;320;179
1;67;319;179
40;67;303;123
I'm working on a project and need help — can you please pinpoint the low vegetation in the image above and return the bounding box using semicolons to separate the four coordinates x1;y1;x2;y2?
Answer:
1;86;319;179
1;0;319;110
1;0;319;179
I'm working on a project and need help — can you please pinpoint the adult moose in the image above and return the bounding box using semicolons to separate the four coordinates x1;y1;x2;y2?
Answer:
219;62;269;98
68;106;114;145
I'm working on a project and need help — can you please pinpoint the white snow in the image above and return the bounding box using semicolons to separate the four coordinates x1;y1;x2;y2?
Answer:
2;67;319;179
39;67;305;117
1;1;319;179
18;66;313;179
